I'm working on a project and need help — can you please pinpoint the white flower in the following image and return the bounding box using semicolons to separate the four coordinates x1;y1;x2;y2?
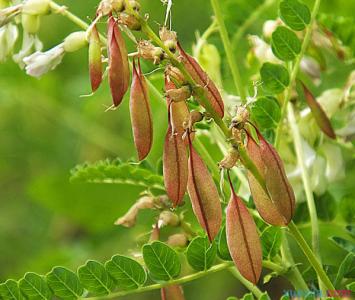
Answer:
13;32;43;68
23;44;65;77
0;23;18;62
263;19;281;39
248;35;280;64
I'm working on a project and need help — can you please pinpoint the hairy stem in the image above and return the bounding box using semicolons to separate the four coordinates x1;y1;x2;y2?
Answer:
275;0;322;148
287;104;326;293
210;0;247;104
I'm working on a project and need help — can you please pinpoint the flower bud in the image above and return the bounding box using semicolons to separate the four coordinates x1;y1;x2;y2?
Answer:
63;31;88;53
118;13;141;31
22;0;50;15
21;13;40;34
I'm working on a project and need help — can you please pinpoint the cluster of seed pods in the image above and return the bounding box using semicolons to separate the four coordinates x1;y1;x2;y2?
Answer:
87;0;296;285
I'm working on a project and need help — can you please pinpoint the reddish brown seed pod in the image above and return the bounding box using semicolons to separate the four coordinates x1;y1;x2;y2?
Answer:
246;130;295;226
177;42;224;118
107;16;129;106
187;132;222;241
302;82;336;139
161;285;185;300
88;25;102;92
130;58;153;161
226;172;262;284
163;128;188;207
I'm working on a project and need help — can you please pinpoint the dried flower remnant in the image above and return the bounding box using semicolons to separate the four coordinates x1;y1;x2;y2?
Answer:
137;40;165;65
246;130;295;226
130;58;153;161
118;12;141;31
159;27;177;53
108;16;129;106
187;132;222;241
302;82;336;139
177;42;224;118
88;25;103;92
226;172;262;284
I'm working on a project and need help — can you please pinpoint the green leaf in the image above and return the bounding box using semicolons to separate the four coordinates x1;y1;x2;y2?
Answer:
46;267;83;299
279;0;311;31
258;292;271;300
70;159;164;190
242;293;254;300
217;225;232;261
260;63;290;94
339;196;355;223
77;260;114;296
105;255;146;290
250;96;281;129
142;241;181;281
346;225;355;238
19;273;52;300
0;279;23;300
260;226;282;259
314;192;337;222
186;236;217;271
226;297;238;300
333;252;355;288
271;26;301;61
280;295;290;300
329;237;355;253
347;281;355;292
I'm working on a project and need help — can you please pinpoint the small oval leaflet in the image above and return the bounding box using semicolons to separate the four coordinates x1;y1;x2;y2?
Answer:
216;224;232;261
19;272;52;300
105;255;147;290
46;266;83;299
260;62;290;94
0;279;23;300
142;241;181;281
77;260;114;296
260;226;282;259
186;236;217;271
279;0;311;31
250;96;281;129
271;26;301;61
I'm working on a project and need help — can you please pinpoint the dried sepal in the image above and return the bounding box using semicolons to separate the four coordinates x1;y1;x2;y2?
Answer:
166;85;191;103
302;82;336;139
88;25;102;92
138;40;165;64
160;27;177;53
161;285;185;300
130;58;153;160
187;132;222;241
177;42;224;118
246;130;295;226
226;172;262;284
118;12;141;31
108;16;129;106
165;65;187;86
163;128;188;207
219;148;239;169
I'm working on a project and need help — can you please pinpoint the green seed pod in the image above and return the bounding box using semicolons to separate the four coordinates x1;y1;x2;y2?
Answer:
63;31;88;53
22;0;50;15
21;13;40;34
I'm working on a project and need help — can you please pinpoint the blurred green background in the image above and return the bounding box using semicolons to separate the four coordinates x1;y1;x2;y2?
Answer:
0;0;354;299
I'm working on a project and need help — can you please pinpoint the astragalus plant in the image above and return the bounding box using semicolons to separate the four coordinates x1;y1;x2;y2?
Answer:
0;0;354;299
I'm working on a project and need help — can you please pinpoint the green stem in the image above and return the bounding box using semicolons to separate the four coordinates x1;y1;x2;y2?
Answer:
210;0;247;104
88;262;234;300
288;221;335;291
193;19;218;58
231;0;276;47
228;268;264;298
275;0;322;148
287;104;326;294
